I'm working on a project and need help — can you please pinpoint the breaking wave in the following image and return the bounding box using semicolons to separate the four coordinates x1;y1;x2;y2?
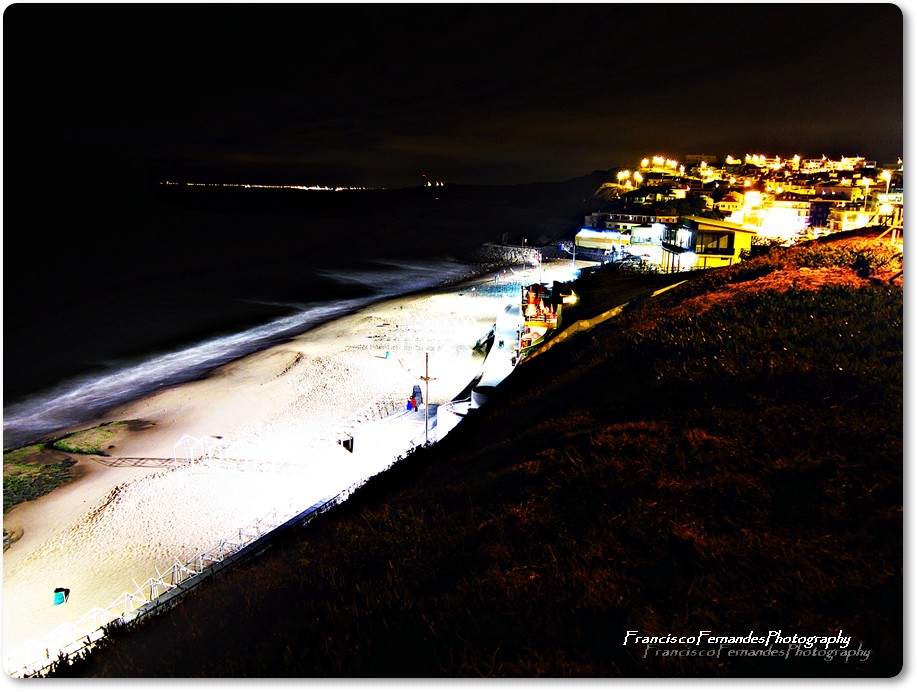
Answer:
2;257;482;448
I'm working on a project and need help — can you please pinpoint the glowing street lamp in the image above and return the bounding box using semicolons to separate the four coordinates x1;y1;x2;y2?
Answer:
860;177;873;210
880;169;892;195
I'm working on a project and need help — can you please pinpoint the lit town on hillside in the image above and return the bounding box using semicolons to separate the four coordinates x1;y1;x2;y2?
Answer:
568;153;904;273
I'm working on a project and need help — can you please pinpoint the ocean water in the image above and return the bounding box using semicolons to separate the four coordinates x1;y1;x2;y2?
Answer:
2;256;486;449
4;181;588;449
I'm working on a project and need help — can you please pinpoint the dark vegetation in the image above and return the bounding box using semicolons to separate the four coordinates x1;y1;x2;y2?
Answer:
49;229;902;677
3;450;76;513
3;422;136;513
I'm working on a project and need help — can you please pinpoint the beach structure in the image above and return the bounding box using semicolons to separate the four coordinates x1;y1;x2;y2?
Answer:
574;229;628;261
519;282;567;356
575;211;681;264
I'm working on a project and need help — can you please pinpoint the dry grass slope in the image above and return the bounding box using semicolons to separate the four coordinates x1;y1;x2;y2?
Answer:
53;228;903;678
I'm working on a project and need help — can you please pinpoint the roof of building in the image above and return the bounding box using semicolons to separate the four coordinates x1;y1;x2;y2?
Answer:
682;215;758;234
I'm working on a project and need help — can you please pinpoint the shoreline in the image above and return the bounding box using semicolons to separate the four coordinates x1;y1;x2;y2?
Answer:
2;260;580;669
1;259;512;451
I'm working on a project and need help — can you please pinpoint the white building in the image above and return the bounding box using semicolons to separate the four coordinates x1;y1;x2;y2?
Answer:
628;223;667;266
828;208;876;232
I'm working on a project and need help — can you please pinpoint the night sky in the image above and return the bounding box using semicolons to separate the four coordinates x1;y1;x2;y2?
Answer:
2;2;906;192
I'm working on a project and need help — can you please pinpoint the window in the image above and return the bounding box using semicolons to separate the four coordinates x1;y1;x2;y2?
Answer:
696;232;732;254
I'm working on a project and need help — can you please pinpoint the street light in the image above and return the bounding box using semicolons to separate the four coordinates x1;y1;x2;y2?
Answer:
560;240;577;267
420;352;436;444
860;177;873;211
880;169;892;196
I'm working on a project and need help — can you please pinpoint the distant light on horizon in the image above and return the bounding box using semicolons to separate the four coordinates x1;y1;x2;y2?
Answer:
160;181;377;192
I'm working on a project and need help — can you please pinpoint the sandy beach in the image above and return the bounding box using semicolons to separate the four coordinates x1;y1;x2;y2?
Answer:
2;263;575;675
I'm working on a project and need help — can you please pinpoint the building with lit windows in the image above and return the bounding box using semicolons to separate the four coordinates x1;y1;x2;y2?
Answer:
577;211;680;260
716;191;743;215
763;196;811;238
575;228;629;255
812;181;856;201
827;207;876;232
601;212;679;231
629;223;667;265
801;156;875;173
581;209;677;232
661;216;757;272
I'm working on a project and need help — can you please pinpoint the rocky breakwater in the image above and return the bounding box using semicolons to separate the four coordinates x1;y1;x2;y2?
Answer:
464;242;542;268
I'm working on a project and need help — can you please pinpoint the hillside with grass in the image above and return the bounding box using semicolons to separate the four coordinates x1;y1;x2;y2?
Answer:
54;228;903;678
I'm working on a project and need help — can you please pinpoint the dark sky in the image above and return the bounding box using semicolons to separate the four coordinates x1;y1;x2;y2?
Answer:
2;2;905;190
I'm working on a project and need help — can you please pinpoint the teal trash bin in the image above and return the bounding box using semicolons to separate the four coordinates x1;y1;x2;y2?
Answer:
53;588;68;605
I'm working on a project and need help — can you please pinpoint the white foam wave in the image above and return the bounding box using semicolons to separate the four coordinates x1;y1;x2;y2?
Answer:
3;258;482;448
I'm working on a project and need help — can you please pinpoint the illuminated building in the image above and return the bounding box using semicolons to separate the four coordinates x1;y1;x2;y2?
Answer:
715;191;744;215
661;216;756;272
827;207;877;232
